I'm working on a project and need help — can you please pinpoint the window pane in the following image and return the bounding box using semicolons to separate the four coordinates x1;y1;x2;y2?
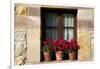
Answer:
52;29;58;40
64;14;74;27
45;13;57;27
68;29;74;40
64;29;68;40
46;29;52;38
64;29;74;41
46;29;58;40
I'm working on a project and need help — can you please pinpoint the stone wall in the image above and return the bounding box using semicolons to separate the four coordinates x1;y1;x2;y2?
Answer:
15;5;41;64
14;5;28;64
26;6;40;63
77;9;94;61
14;28;27;65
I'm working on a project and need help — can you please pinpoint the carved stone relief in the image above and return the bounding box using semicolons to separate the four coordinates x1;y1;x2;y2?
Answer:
14;31;27;65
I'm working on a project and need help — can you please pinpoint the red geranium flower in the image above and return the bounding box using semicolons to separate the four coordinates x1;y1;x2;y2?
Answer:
53;40;59;46
68;39;79;52
59;37;64;44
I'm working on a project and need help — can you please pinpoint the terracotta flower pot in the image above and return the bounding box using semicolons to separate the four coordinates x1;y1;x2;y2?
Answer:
56;51;63;61
43;52;51;62
69;51;76;60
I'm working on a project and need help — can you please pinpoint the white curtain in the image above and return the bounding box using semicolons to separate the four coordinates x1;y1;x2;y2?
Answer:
64;14;74;41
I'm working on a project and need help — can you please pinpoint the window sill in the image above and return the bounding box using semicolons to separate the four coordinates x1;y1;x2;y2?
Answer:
35;60;78;64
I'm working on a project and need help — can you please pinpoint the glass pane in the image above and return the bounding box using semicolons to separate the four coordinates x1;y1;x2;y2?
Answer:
64;14;74;27
64;14;68;27
46;29;52;38
46;29;58;40
45;13;57;27
68;29;74;41
52;29;58;40
64;29;74;41
64;29;68;40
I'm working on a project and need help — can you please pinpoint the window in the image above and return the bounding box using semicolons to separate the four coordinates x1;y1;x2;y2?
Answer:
45;12;58;40
41;8;77;61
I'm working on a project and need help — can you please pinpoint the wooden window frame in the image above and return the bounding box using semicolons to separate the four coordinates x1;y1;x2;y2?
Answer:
40;7;77;61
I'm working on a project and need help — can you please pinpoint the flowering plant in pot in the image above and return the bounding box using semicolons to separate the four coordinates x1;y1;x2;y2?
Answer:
63;40;69;59
53;37;65;61
42;38;53;62
65;39;79;60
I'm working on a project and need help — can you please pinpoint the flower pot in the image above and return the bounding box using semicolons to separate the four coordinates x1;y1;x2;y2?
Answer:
43;52;51;62
56;51;63;61
69;51;76;60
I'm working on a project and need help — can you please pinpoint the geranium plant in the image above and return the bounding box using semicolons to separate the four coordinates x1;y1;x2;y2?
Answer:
64;39;79;54
69;39;79;52
68;39;79;60
42;38;53;53
42;38;54;61
42;37;79;61
63;40;69;54
53;37;65;52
